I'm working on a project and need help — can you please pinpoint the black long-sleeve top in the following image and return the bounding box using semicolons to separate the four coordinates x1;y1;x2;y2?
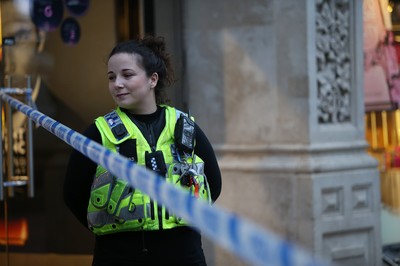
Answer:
63;106;222;265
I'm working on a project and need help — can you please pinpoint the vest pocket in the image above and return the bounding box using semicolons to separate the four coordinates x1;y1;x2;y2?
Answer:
107;180;129;215
110;192;148;229
88;173;149;232
90;172;114;208
91;184;112;208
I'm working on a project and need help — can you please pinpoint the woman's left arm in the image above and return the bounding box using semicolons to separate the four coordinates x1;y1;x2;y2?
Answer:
194;123;222;202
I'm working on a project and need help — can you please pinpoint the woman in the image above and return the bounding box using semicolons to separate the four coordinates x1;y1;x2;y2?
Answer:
63;36;222;266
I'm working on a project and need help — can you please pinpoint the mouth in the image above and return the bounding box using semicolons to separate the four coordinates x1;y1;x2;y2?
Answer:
116;93;129;97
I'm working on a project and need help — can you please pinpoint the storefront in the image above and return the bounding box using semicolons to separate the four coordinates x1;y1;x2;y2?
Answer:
365;0;400;263
0;0;173;263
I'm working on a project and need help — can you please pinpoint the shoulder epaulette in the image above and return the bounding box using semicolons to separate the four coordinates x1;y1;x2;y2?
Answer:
104;110;129;140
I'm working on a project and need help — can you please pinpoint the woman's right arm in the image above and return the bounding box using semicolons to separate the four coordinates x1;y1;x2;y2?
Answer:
63;123;101;228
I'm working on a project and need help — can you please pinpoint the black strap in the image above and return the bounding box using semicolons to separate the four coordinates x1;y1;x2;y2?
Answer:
118;139;137;162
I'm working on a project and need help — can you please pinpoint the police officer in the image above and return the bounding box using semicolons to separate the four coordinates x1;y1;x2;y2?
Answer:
63;36;222;266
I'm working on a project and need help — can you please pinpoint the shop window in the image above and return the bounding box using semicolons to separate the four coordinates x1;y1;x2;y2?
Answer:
365;0;400;214
115;0;154;42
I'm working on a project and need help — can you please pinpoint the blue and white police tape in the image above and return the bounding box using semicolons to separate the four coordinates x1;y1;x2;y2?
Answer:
0;92;329;266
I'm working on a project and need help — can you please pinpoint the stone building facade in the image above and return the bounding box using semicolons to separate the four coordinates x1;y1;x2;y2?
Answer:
0;1;381;266
180;0;381;265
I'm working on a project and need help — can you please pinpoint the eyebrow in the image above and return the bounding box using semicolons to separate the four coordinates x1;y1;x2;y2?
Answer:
107;68;135;75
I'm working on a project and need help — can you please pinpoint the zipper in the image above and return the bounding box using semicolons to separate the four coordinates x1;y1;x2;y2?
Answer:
147;124;156;152
146;123;163;229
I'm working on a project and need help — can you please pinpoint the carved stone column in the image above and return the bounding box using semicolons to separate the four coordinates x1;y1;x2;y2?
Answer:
183;0;381;265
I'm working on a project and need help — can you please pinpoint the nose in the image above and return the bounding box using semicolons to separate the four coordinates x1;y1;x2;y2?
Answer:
115;76;124;89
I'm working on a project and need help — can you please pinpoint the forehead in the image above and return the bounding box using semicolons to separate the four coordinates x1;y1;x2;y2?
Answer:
108;53;143;68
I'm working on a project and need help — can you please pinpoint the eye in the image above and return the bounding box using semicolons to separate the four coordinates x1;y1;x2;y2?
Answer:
123;73;134;78
108;75;115;81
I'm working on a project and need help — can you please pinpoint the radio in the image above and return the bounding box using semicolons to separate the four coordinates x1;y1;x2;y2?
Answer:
174;114;195;154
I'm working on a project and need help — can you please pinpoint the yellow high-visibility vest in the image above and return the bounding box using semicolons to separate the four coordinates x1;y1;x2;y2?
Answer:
87;106;210;235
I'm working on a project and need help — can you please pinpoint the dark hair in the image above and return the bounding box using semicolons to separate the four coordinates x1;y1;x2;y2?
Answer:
108;36;175;104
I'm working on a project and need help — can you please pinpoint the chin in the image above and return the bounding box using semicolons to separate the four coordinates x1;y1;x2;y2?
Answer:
119;104;135;110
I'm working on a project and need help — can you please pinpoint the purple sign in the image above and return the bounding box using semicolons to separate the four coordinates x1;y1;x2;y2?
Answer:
65;0;90;16
60;17;81;45
30;0;64;32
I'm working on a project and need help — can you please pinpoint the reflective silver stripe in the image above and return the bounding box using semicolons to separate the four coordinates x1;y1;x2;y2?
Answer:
87;203;149;228
175;109;186;121
88;210;113;227
118;204;150;221
169;162;205;175
196;162;205;175
92;171;114;189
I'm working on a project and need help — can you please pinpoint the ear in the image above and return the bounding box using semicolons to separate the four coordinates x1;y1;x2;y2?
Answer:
149;72;159;88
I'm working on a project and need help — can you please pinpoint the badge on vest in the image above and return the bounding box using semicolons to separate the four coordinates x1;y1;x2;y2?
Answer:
145;150;167;177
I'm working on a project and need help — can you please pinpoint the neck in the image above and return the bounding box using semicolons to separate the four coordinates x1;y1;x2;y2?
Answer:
126;103;157;115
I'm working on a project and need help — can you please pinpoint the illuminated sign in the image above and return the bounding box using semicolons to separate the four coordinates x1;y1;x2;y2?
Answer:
60;17;81;45
65;0;90;16
30;0;64;32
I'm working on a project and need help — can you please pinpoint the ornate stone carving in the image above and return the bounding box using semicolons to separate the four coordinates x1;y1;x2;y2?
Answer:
316;0;351;124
